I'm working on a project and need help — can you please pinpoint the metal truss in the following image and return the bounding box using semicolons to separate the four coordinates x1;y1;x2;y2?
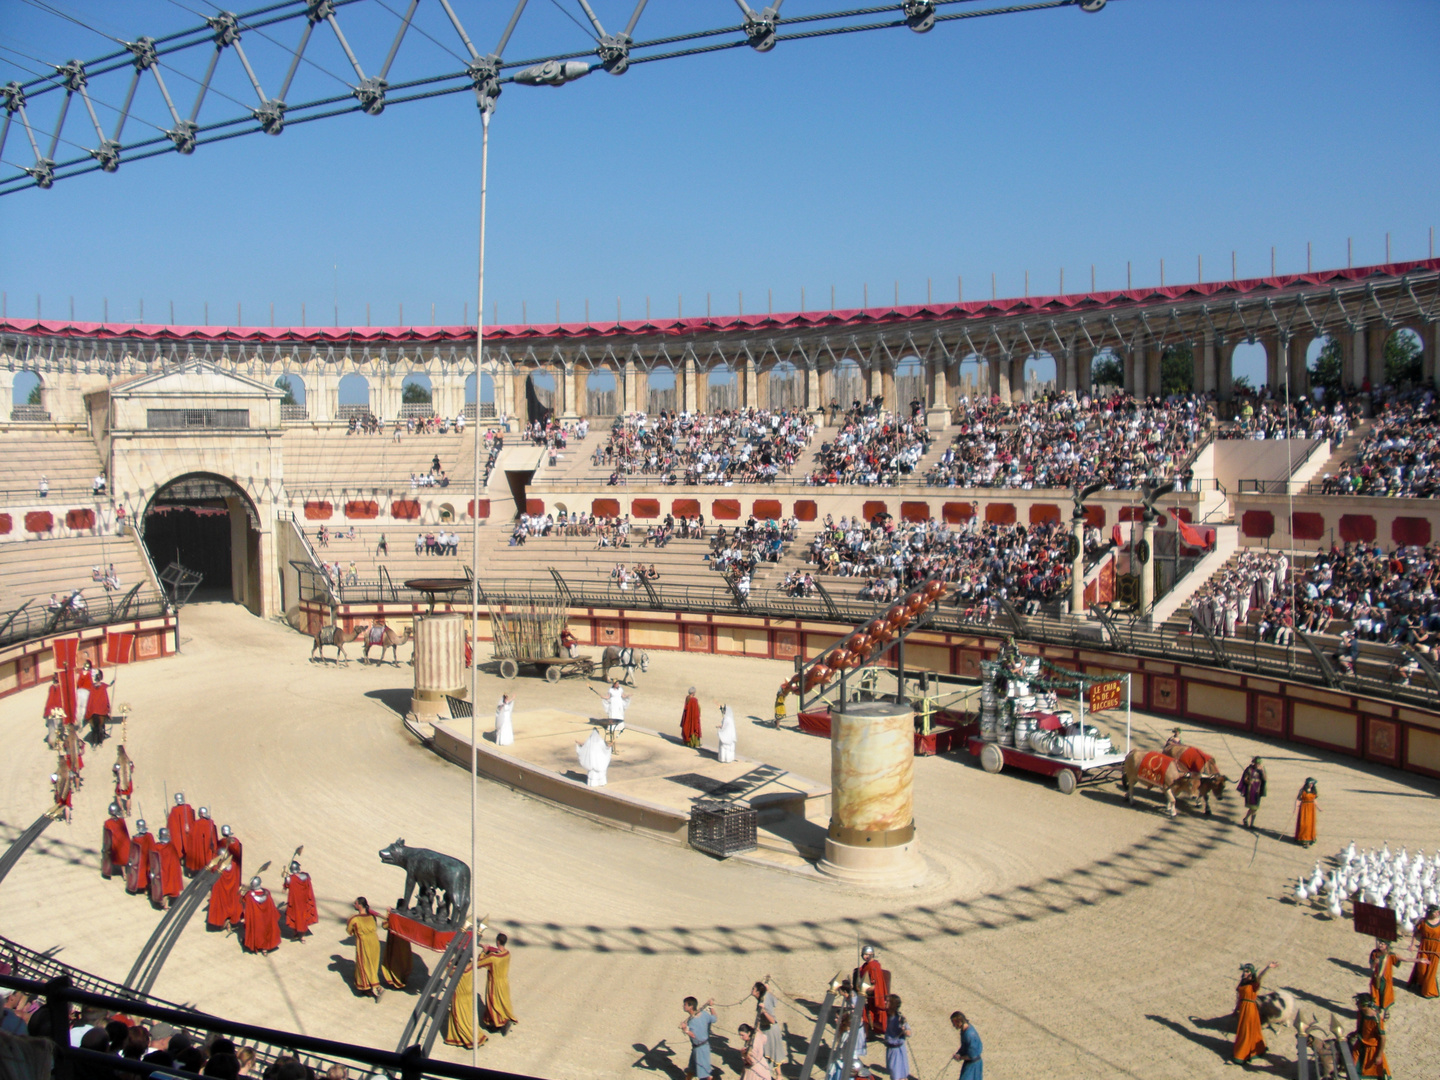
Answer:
0;0;1112;196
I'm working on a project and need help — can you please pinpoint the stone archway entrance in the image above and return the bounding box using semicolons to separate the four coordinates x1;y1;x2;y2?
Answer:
142;473;263;613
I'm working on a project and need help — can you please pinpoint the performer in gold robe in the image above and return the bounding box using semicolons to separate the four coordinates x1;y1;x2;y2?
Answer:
346;897;384;1001
476;932;517;1033
380;900;413;990
445;959;487;1049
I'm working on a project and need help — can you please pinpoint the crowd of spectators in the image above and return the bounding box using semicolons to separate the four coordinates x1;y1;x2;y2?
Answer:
804;512;1071;615
706;517;798;589
595;408;815;486
1320;391;1440;497
0;988;349;1080
806;399;930;486
1188;543;1440;676
922;392;1208;490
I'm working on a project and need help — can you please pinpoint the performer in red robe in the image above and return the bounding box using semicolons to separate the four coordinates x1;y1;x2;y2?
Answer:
74;660;94;721
126;819;155;895
43;672;64;719
283;860;319;941
853;945;889;1040
149;828;184;909
51;763;75;821
84;670;111;743
207;828;244;929
113;745;134;816
168;793;196;870
242;878;282;953
101;802;131;879
680;688;703;748
188;807;218;873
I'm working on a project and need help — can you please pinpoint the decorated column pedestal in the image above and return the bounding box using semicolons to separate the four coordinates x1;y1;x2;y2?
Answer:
818;701;925;887
410;613;466;722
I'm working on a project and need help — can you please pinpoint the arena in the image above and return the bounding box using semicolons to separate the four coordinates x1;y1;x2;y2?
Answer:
4;2;1440;1079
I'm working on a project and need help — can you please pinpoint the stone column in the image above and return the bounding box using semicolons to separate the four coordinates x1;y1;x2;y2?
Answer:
926;357;949;429
1367;323;1386;388
1199;334;1218;395
1343;327;1366;389
560;365;578;420
1145;345;1162;397
574;368;590;417
0;371;14;419
683;357;700;412
806;361;822;416
741;356;757;408
1059;343;1076;393
1217;339;1235;400
1262;335;1281;391
1139;512;1156;619
1070;511;1085;614
1009;357;1025;402
817;701;924;887
1078;347;1094;396
410;613;466;723
868;361;883;402
1128;344;1146;397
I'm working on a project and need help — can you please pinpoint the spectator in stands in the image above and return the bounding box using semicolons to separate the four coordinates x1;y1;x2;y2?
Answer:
1325;391;1440;497
39;475;49;498
598;408;814;485
376;533;388;556
809;399;930;486
924;392;1208;491
93;473;107;495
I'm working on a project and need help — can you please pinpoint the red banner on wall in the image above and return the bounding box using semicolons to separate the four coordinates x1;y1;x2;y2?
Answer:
106;632;136;665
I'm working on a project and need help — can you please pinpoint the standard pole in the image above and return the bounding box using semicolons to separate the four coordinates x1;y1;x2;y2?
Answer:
468;106;490;1070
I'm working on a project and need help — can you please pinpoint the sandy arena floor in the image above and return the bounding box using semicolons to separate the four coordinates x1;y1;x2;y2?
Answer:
2;603;1437;1080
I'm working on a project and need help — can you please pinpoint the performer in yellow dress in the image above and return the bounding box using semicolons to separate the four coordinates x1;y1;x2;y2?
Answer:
346;897;384;1002
476;932;518;1033
445;958;488;1049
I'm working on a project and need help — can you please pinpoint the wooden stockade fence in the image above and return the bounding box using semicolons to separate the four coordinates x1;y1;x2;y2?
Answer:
488;596;567;661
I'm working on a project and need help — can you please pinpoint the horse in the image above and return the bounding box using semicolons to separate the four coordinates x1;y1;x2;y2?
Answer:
361;623;413;665
310;622;362;664
1120;749;1228;818
599;645;649;684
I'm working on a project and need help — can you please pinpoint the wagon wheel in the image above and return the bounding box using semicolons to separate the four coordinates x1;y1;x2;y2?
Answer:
1056;769;1078;795
499;658;518;679
544;664;562;683
980;743;1004;774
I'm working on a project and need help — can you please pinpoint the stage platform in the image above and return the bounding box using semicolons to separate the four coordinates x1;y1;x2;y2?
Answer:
418;708;831;874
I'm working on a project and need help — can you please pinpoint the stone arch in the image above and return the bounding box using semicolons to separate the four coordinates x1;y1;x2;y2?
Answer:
141;472;264;614
1091;348;1124;391
337;373;371;418
10;369;47;419
766;360;802;410
893;356;925;412
401;371;434;417
274;372;306;410
1020;352;1056;401
1229;341;1268;393
646;363;677;415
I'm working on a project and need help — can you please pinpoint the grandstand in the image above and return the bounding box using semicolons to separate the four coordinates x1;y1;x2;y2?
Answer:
0;425;107;499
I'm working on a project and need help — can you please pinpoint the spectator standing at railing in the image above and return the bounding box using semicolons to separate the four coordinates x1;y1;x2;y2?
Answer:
376;533;388;557
38;475;48;498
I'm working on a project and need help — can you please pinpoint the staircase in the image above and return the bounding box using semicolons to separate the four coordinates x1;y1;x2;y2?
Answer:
1300;422;1371;494
1150;524;1239;626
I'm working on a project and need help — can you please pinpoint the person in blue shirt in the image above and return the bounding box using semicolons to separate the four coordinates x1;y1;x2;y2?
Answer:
950;1011;983;1079
680;995;717;1079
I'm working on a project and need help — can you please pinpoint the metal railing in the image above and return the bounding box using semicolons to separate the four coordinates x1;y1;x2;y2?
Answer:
295;570;1440;711
0;486;105;503
0;587;171;649
9;404;52;422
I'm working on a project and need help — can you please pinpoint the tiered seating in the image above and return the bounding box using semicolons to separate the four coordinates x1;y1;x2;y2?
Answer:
298;524;476;587
0;533;154;611
0;428;106;500
1312;395;1440;497
281;428;479;495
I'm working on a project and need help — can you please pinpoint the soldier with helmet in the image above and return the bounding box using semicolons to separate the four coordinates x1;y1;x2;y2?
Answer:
242;876;281;953
188;807;218;872
112;745;134;815
101;802;131;879
126;819;155;895
50;762;75;822
206;825;244;930
167;792;195;871
283;858;319;942
149;827;184;909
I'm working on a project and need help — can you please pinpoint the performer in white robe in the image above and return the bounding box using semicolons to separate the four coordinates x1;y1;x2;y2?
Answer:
576;728;612;787
716;705;737;764
494;693;514;747
604;681;630;735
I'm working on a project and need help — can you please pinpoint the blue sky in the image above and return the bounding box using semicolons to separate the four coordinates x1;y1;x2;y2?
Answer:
1;0;1437;357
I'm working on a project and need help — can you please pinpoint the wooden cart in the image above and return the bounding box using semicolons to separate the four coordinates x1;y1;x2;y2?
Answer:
489;597;593;682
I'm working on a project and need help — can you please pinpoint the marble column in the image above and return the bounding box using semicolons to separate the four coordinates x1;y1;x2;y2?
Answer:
683;358;699;413
1343;327;1366;390
926;357;949;430
1199;334;1218;395
410;613;466;722
817;701;924;887
1423;322;1439;388
1366;322;1386;388
561;366;578;420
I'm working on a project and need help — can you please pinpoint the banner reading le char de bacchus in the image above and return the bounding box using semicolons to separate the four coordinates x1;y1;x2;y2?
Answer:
1087;679;1124;714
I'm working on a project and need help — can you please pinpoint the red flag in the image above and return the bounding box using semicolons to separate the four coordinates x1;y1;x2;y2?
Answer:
1176;517;1212;550
1111;523;1125;549
52;637;79;721
106;632;135;665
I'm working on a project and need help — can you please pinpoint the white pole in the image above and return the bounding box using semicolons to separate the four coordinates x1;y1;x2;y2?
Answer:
468;106;490;1069
1125;674;1132;755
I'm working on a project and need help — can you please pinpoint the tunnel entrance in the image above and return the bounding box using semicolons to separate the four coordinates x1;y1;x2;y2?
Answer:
143;473;262;612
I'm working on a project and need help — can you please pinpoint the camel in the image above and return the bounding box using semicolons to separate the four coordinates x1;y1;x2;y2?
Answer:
310;622;362;664
1120;749;1228;817
599;645;649;684
361;623;413;665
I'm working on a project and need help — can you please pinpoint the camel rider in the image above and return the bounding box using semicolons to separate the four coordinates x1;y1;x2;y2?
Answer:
367;622;388;649
560;627;579;659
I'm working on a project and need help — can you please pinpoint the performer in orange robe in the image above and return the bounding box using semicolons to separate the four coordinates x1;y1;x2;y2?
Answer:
113;745;134;816
207;828;244;929
126;819;155;895
1410;905;1440;998
187;807;218;873
1369;942;1399;1010
680;688;703;748
1293;778;1319;847
101;802;131;879
853;945;889;1040
1350;995;1389;1079
242;878;281;953
1231;961;1276;1063
84;670;111;743
149;828;184;908
168;793;196;869
283;860;319;940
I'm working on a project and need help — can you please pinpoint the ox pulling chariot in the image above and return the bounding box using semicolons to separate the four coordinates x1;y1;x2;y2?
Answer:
489;597;595;682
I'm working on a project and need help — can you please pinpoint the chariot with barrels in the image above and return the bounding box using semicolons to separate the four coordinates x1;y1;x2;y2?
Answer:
489;597;594;682
966;641;1131;794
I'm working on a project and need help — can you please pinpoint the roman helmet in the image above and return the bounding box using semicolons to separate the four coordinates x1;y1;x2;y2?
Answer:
290;861;301;873
198;806;211;820
158;827;171;844
174;792;186;805
220;824;232;837
108;802;123;818
135;818;148;834
249;876;262;890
